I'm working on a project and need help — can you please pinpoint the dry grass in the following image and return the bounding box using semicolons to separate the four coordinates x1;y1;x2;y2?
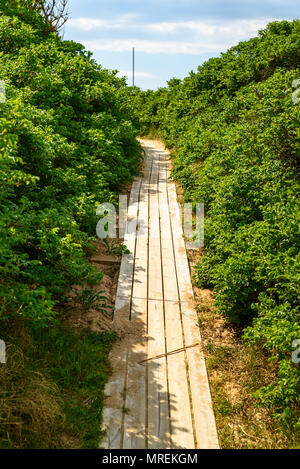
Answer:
0;341;64;448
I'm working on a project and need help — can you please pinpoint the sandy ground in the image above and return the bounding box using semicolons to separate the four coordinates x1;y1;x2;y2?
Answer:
64;239;121;332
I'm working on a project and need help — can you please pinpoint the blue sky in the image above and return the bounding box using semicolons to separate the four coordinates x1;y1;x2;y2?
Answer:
64;1;299;90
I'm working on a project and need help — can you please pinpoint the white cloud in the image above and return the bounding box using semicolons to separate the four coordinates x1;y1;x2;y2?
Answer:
117;70;155;79
83;38;242;55
68;14;139;31
147;18;276;37
76;17;279;55
68;16;276;37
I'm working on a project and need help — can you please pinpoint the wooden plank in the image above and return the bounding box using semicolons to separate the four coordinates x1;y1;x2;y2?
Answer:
115;177;141;309
131;153;152;300
100;297;129;448
166;161;219;449
101;176;142;449
148;151;163;301
166;168;194;304
159;159;179;302
147;149;170;449
100;343;127;449
91;254;120;265
122;149;152;448
181;302;219;449
159;151;194;449
164;300;195;449
123;298;147;449
147;299;170;449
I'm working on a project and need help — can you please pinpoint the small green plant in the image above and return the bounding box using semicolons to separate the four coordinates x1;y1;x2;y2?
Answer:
103;239;130;256
78;288;112;317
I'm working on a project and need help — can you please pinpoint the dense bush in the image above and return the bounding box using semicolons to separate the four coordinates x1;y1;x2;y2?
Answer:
135;20;300;425
0;5;140;324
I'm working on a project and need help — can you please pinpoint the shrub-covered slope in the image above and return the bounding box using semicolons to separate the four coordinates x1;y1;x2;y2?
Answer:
135;20;300;425
0;6;140;324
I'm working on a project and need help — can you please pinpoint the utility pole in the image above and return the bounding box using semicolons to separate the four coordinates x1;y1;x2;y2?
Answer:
132;47;135;87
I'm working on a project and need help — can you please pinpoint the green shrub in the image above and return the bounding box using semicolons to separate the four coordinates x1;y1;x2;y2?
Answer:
134;19;300;425
0;7;141;324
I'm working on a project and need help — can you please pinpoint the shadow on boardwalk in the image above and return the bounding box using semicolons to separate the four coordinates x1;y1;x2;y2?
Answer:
102;309;191;449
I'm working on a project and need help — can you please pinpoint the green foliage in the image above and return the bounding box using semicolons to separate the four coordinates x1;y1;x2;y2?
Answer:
0;9;141;325
135;20;300;423
77;288;112;317
103;238;130;256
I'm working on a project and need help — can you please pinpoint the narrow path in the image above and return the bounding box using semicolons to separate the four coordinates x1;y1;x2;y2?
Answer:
101;140;219;449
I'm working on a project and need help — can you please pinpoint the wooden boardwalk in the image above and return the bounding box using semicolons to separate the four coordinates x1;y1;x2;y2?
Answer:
101;140;219;449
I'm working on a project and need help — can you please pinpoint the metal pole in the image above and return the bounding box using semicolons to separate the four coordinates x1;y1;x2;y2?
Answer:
133;47;135;87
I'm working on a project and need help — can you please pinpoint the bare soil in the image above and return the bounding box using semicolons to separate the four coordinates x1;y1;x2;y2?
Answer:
64;239;121;333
